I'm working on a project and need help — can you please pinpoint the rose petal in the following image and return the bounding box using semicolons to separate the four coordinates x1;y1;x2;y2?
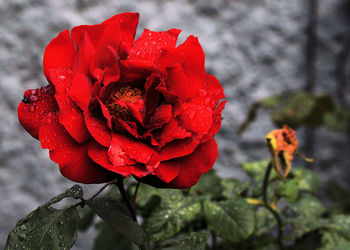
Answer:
150;104;172;127
178;103;213;135
128;29;181;61
91;21;121;85
50;69;91;143
18;86;58;139
167;137;218;188
39;117;114;184
160;137;200;161
70;73;92;111
154;161;180;183
111;133;159;164
73;31;95;76
190;74;225;109
72;12;139;50
84;110;111;147
43;30;76;82
154;118;191;146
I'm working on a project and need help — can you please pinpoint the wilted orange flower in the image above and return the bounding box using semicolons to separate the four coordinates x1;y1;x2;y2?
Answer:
265;125;298;177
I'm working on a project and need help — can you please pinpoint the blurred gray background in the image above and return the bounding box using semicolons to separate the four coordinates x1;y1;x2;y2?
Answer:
0;0;349;249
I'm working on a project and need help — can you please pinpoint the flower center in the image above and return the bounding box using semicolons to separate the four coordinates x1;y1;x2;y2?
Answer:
106;86;144;120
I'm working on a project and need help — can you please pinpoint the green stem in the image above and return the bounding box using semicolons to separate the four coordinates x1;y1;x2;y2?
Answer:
262;161;285;250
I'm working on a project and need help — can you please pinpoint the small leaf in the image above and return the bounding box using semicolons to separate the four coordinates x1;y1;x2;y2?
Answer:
86;198;145;246
45;184;83;206
293;168;321;194
221;179;250;199
5;206;79;250
160;230;209;250
327;215;350;240
320;230;350;250
277;179;299;202
271;92;316;128
204;199;255;243
77;205;95;232
133;184;182;212
290;193;326;218
323;105;350;133
5;185;83;250
144;195;202;242
254;208;276;236
93;222;138;250
189;170;223;199
241;159;278;181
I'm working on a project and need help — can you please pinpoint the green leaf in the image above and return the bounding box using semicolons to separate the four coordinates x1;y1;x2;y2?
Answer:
133;184;182;212
285;216;323;242
320;230;350;250
189;170;223;199
45;184;83;206
221;179;250;199
323;106;350;133
5;185;83;250
160;230;209;250
144;195;202;242
93;222;138;250
204;199;255;243
241;159;277;181
254;208;276;236
5;206;79;250
326;215;350;240
76;205;95;232
277;179;299;202
293;168;321;194
290;193;326;218
272;92;316;128
86;198;145;246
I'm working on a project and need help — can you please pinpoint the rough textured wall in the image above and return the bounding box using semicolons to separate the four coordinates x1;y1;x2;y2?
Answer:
0;0;349;248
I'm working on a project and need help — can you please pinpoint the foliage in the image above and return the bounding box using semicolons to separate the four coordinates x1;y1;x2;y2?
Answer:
238;91;350;134
5;159;350;249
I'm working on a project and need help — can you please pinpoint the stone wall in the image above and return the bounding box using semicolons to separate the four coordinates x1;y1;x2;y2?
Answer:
0;0;349;248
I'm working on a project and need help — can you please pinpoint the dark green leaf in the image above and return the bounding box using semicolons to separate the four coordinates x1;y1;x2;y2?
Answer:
293;168;321;194
133;184;182;212
277;179;299;202
285;216;323;242
221;179;250;199
86;198;145;246
93;222;138;250
320;230;350;250
45;184;83;206
326;215;350;240
241;159;277;181
5;206;79;250
144;195;202;242
323;106;350;133
290;193;326;218
5;185;83;250
76;205;95;232
189;170;223;199
204;199;255;243
160;230;209;250
254;208;276;236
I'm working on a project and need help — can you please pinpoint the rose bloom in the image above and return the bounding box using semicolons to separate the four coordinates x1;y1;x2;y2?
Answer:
18;13;226;188
265;125;298;177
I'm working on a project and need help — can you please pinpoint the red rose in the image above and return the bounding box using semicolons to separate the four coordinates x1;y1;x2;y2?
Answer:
18;13;226;188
